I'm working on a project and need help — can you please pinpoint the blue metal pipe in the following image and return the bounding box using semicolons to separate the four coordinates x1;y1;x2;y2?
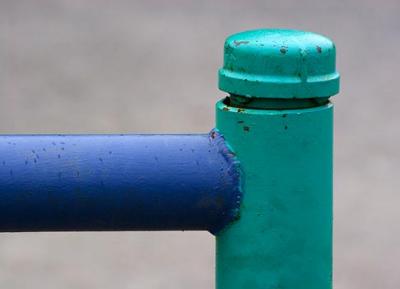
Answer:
0;131;241;233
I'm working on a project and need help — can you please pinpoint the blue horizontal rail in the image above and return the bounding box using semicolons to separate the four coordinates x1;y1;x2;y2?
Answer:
0;131;241;233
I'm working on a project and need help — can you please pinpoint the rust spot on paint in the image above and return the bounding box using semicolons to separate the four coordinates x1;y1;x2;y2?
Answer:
280;46;287;54
316;45;322;53
233;40;249;47
243;126;250;132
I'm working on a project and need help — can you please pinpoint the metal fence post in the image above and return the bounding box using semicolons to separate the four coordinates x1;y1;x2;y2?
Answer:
215;29;340;289
0;28;340;289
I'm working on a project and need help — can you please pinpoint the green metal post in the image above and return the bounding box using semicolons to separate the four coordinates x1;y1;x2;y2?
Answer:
215;29;340;289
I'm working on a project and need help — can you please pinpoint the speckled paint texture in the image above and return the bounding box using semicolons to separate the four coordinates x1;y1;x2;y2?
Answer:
0;132;241;233
219;29;339;99
215;100;333;289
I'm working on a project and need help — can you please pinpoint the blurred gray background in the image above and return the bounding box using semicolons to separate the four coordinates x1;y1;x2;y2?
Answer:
0;0;398;288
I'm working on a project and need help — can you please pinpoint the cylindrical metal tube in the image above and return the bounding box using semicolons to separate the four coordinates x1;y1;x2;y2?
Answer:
215;28;338;289
0;133;240;233
216;100;333;289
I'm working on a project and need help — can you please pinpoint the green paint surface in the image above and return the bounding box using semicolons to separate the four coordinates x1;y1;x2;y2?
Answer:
215;100;333;289
218;29;339;99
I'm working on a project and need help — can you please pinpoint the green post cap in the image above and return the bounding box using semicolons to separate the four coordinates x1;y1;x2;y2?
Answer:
219;29;340;99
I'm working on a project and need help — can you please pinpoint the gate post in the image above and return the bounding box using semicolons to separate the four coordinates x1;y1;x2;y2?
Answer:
215;29;340;289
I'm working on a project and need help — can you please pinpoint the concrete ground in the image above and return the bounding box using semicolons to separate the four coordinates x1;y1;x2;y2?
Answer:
0;1;399;288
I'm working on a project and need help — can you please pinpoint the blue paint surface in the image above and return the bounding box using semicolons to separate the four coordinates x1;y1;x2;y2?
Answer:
0;131;240;234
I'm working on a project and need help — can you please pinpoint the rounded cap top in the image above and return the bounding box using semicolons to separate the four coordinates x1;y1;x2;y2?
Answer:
218;29;340;99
